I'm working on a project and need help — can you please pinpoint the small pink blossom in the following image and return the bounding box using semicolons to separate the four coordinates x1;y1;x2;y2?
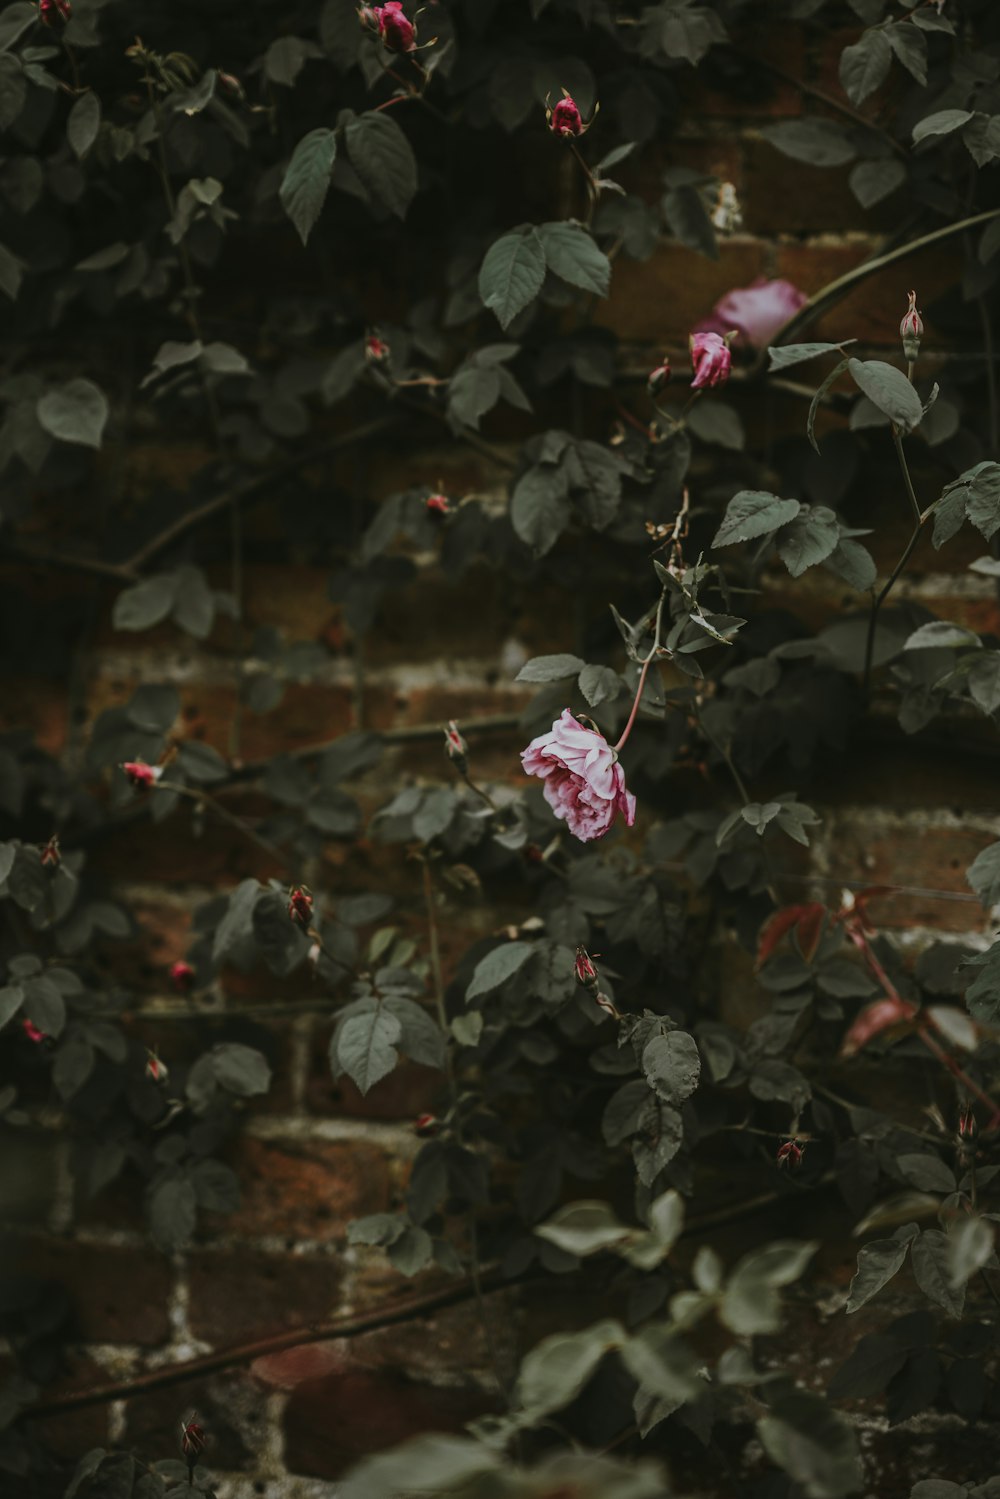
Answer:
122;760;162;790
288;885;314;928
39;0;72;24
695;278;808;350
521;709;635;843
373;2;416;52
548;95;583;137
426;493;450;516
22;1019;46;1043
365;333;390;364
689;331;732;390
170;960;195;993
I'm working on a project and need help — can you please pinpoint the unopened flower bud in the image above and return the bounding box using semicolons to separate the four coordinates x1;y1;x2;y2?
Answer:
646;361;671;398
22;1019;46;1044
40;834;61;870
308;941;322;966
546;90;596;139
217;70;244;99
689;330;733;390
288;885;314;929
426;493;450;517
365;332;390;365
777;1138;804;1170
575;946;599;990
524;843;544;864
414;1112;439;1136
358;4;379;32
145;1049;169;1084
39;0;72;25
900;290;923;362
122;760;163;791
959;1104;978;1141
372;2;416;53
443;720;468;774
180;1416;207;1461
170;960;195;994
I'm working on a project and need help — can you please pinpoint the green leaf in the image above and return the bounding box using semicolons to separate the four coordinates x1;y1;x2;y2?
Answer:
37;378;109;449
712;491;801;547
479;229;546;330
516;1320;625;1420
578;664;622;706
898;1153;956;1194
466;941;534;1001
948;1216;994;1289
808;356;850;452
847;358;923;433
967;840;1000;907
721;1241;817;1335
535;1200;632;1257
758;1391;864;1499
338;1437;499;1499
687;398;744;450
515;653;585;683
911;1228;965;1317
0;240;23;301
212;1042;272;1096
839;30;892;105
961;462;1000;540
776;505;841;578
903;621;980;651
279;128;338;245
761;118;857;167
0;986;24;1030
191;1158;241;1213
887;22;927;84
661;184;718;258
149;1175;198;1252
510;464;570;555
850;158;907;208
538;221;611;296
641;1030;701;1104
967;654;1000;716
343;110;417;218
825;538;877;591
337;1008;402;1094
112;575;177;632
67;90;101;160
912;109;975;145
846;1230;915;1313
768;341;852;372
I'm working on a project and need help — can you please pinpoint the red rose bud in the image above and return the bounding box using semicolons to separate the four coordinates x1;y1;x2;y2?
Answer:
776;1138;804;1170
575;946;599;990
413;1113;439;1136
170;960;195;994
22;1019;46;1044
443;720;468;774
548;93;583;138
122;760;162;791
288;885;314;928
646;361;671;398
365;332;390;364
689;331;732;390
374;2;416;52
900;289;923;361
145;1049;169;1084
181;1417;207;1460
39;0;72;24
959;1104;978;1141
426;493;450;516
40;834;61;869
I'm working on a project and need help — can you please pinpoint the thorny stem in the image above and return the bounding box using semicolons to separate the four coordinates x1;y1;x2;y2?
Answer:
862;430;928;702
612;590;668;753
567;139;598;227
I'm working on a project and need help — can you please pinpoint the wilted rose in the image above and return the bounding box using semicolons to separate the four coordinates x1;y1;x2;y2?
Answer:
695;277;807;350
521;709;635;843
689;331;732;390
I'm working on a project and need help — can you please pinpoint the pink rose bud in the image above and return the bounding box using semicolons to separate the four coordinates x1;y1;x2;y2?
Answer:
548;94;583;137
217;70;245;99
574;946;599;989
689;331;732;391
170;960;195;994
646;361;671;397
900;289;923;361
373;2;416;52
521;709;636;843
959;1104;978;1140
39;0;72;24
414;1112;439;1135
776;1138;804;1170
426;493;450;516
145;1049;169;1084
358;5;379;32
122;760;162;791
443;720;468;774
181;1416;207;1460
365;332;390;364
22;1019;46;1044
288;885;314;928
40;834;61;869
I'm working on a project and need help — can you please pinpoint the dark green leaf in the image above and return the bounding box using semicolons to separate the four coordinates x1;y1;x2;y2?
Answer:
510;464;570;555
280;128;338;245
712;491;801;547
112;575;176;632
337;1008;402;1093
37;378;109;449
149;1175;198;1252
761;118;857;167
768;342;851;372
344;110;418;218
911;1229;965;1317
641;1029;700;1104
67;90;101;159
776;505;841;578
850;158;906;208
967;840;1000;906
846;1231;915;1313
212;1042;272;1096
466;941;533;1001
479;229;546;330
758;1391;864;1498
847;358;923;433
912;109;974;145
538;222;611;296
839;30;892;105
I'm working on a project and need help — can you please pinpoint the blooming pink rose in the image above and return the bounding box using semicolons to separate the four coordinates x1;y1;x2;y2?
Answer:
521;709;636;843
695;278;807;350
689;331;731;390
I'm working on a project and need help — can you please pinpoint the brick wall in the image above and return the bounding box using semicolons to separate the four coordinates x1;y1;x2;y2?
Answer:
7;16;999;1495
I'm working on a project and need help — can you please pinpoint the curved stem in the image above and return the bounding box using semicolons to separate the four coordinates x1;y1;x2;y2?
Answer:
612;591;667;753
862;432;928;700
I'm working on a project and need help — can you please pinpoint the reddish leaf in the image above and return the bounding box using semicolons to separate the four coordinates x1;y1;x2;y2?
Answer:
756;905;813;969
840;996;918;1058
794;903;826;963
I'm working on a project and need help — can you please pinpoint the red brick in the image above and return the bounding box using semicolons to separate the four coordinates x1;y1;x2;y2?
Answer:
6;1236;173;1346
307;1044;444;1122
594;238;769;344
774;239;960;346
220;1137;391;1240
676;27;805;119
21;1353;111;1460
187;1248;344;1344
824;821;996;933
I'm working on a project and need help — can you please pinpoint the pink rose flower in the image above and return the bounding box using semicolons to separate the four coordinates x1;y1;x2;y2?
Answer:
695;278;808;350
521;709;636;843
689;331;732;390
549;96;583;137
373;2;416;53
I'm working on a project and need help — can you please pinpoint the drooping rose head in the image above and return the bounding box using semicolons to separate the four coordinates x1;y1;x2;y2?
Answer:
695;278;808;350
521;709;636;843
689;331;732;390
373;2;416;52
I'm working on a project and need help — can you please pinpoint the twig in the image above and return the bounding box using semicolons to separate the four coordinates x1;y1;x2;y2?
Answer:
862;432;929;701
